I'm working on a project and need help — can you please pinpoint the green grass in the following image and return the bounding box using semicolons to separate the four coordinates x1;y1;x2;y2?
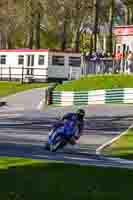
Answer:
0;82;48;97
56;74;133;91
0;157;133;199
101;129;133;160
0;157;44;169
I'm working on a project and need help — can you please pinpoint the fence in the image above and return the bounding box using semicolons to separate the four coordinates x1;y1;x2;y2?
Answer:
82;58;130;75
69;67;81;80
51;88;133;106
1;60;131;83
0;65;48;83
0;65;83;83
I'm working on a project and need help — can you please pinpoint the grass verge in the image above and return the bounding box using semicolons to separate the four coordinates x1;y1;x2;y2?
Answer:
0;82;48;97
0;157;44;169
0;157;133;199
101;129;133;160
56;74;133;91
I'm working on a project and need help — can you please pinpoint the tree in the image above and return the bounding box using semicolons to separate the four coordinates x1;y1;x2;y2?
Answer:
19;0;45;49
123;0;133;24
0;0;25;48
45;0;73;50
108;0;115;55
97;0;122;54
93;0;99;52
71;0;93;52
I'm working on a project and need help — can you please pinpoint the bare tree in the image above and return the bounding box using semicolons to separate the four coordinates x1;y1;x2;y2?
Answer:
71;0;93;52
0;0;25;48
123;0;133;24
45;0;73;50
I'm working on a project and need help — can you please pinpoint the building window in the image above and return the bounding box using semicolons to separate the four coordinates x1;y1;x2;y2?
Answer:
52;56;64;66
38;55;45;65
69;57;81;67
18;55;24;65
0;55;6;64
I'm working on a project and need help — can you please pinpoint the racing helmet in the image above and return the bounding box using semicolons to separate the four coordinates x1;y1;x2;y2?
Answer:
76;109;85;120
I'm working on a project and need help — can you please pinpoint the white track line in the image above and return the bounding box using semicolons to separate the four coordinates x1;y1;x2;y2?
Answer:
37;88;47;110
96;124;133;155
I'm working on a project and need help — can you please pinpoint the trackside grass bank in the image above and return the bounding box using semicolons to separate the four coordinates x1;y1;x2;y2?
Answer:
0;82;48;97
0;157;43;169
0;157;133;200
101;129;133;160
55;75;133;91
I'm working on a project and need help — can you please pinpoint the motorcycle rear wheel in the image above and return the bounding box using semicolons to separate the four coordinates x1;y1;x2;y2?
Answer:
44;142;50;151
50;140;67;152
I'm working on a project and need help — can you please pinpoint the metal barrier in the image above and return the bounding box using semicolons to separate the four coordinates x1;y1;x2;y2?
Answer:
1;60;132;83
69;67;81;80
0;65;48;83
0;65;82;82
82;58;131;75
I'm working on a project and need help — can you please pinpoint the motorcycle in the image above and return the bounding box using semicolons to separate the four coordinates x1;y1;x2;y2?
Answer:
44;120;79;152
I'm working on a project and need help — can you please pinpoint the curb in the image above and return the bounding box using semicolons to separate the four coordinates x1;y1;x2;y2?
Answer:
51;88;133;106
96;124;133;155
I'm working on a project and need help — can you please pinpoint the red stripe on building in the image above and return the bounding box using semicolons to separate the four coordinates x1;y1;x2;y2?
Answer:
0;49;49;53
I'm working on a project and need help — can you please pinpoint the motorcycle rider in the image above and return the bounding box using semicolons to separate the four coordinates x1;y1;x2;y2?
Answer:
52;108;85;145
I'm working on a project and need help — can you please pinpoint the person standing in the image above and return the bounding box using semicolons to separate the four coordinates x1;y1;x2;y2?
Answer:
114;50;123;73
127;51;133;73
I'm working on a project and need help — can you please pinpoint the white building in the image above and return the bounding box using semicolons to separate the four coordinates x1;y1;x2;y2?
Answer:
0;49;81;82
48;50;81;80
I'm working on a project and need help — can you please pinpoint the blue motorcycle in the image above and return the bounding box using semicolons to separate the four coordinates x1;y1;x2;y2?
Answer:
44;120;79;152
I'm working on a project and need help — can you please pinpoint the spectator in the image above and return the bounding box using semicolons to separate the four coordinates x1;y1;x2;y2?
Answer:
114;50;123;73
127;51;133;73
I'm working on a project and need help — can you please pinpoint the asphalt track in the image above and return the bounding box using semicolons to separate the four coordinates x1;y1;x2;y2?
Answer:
0;104;133;168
